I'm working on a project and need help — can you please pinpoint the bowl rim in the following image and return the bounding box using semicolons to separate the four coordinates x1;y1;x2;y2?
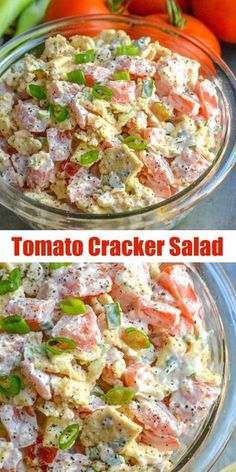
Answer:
0;14;236;222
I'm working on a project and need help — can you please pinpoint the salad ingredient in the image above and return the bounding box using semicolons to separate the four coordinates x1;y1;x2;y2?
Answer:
128;0;192;15
0;315;31;334
147;0;221;56
45;0;110;21
0;262;221;470
192;0;236;44
0;30;222;214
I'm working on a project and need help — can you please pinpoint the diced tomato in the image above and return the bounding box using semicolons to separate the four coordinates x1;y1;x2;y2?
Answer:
16;102;50;133
64;161;81;178
139;150;175;199
38;446;58;465
170;378;220;425
47;128;72;162
196;79;219;119
105;80;136;104
171;149;210;184
139;299;181;330
168;90;200;116
124;363;154;389
49;80;82;106
131;400;184;452
85;74;95;87
51;308;102;351
115;57;156;78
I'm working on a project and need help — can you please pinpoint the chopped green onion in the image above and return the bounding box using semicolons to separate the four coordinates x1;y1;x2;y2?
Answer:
0;315;30;334
67;70;86;85
113;71;131;81
37;110;50;121
116;45;140;56
0;374;21;397
60;298;87;316
45;337;77;355
103;386;135;405
142;79;154;98
123;327;151;350
75;49;95;64
123;134;147;151
0;268;22;296
105;302;121;329
49;104;69;122
49;263;72;271
59;424;80;449
80;150;99;166
92;84;114;101
152;102;171;121
28;84;46;100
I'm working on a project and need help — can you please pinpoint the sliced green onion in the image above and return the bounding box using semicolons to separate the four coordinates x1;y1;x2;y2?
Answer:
80;150;99;166
116;45;140;56
123;327;151;350
123;134;147;151
142;79;154;98
60;298;87;315
49;263;72;271
75;49;95;64
45;337;77;355
29;84;46;100
67;70;86;85
0;315;30;334
0;268;22;296
152;102;171;121
105;302;121;329
92;84;114;101
49;104;69;122
103;386;135;405
59;424;80;450
113;71;131;81
0;374;21;397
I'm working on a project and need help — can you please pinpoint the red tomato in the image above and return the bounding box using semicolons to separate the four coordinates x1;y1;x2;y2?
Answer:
192;0;236;44
27;319;41;332
147;14;221;56
128;0;191;15
45;0;110;21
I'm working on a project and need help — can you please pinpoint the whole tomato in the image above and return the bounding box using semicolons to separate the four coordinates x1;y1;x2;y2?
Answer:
192;0;236;44
147;13;221;56
45;0;110;20
128;0;192;15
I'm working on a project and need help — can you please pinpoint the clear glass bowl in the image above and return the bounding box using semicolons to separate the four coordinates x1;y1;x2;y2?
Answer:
163;263;236;472
0;15;235;229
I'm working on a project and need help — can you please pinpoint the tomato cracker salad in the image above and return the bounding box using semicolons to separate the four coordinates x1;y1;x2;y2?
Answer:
0;30;222;214
0;262;221;471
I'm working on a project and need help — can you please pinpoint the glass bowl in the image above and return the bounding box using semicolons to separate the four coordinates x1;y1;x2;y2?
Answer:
170;263;236;472
0;15;235;229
